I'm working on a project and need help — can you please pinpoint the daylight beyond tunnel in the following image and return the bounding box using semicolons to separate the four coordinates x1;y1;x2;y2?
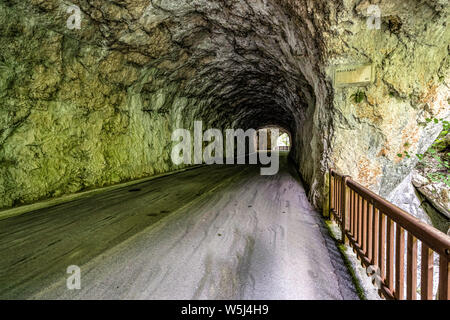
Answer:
0;0;448;213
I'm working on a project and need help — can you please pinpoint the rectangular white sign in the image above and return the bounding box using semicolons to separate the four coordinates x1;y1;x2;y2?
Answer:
334;64;374;87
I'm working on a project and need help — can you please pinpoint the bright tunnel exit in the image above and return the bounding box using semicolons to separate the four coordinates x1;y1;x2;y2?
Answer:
255;127;291;152
276;133;290;151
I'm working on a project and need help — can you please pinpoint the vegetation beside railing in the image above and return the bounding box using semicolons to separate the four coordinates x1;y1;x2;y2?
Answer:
398;117;450;187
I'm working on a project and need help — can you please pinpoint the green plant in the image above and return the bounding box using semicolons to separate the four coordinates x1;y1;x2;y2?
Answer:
397;151;411;158
416;153;424;161
427;172;450;185
351;90;366;104
415;117;450;187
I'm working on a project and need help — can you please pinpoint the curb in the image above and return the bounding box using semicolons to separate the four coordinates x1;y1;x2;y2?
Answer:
0;165;205;221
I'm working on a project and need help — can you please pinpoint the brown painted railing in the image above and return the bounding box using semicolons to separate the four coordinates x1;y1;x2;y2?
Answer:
329;169;450;300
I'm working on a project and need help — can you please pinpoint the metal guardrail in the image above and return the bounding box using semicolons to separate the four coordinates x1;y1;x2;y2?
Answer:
329;169;450;300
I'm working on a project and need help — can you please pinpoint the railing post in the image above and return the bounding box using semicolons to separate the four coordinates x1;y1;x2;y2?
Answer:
341;175;351;244
328;169;333;219
438;255;449;300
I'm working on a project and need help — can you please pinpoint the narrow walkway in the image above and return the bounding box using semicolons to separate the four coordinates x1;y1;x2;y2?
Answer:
0;154;358;299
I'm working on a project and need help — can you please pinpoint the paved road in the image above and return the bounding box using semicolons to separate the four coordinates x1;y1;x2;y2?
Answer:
0;153;358;299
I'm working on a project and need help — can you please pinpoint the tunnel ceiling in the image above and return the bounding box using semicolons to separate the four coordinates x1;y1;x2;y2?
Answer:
51;0;322;133
78;0;322;133
0;0;448;211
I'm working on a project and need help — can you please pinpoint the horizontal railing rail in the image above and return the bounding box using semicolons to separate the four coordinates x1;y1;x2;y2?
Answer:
329;169;450;300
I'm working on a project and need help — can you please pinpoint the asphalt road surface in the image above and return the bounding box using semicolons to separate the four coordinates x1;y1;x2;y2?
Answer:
0;153;358;299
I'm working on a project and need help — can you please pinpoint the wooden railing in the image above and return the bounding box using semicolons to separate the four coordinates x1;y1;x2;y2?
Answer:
329;169;450;300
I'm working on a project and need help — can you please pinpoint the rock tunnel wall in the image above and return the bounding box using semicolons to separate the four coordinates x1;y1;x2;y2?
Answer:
0;0;448;211
286;0;449;209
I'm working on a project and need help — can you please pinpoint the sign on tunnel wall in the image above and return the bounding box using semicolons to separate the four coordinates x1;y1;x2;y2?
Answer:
333;64;374;87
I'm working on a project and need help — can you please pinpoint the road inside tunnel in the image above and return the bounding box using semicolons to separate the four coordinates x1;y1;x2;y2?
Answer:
0;153;358;300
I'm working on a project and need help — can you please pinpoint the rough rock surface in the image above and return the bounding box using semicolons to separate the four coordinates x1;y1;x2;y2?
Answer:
0;0;449;210
387;173;433;225
388;172;449;235
412;171;449;217
318;0;449;204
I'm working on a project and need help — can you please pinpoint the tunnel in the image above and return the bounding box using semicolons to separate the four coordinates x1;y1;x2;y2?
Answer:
0;0;449;302
1;0;329;208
